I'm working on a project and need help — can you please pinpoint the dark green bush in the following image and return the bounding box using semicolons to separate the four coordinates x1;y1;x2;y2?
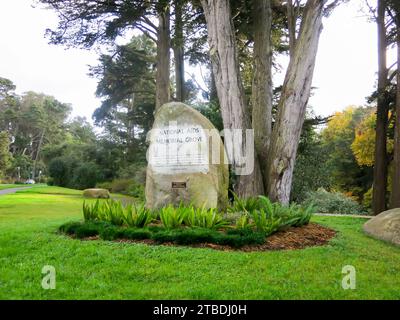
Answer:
212;232;265;248
110;179;132;193
96;181;112;191
59;222;267;248
120;228;152;240
152;228;216;245
75;222;102;239
48;157;70;187
59;221;111;238
59;221;82;235
99;224;123;241
72;162;102;190
101;178;145;200
126;181;145;200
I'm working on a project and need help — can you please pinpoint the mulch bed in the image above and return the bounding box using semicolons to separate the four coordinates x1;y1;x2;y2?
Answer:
82;223;336;252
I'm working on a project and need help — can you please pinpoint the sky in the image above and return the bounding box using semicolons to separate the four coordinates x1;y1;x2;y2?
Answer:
0;0;393;121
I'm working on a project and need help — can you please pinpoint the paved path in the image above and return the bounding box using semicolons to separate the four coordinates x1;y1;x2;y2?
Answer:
315;213;372;219
0;187;32;196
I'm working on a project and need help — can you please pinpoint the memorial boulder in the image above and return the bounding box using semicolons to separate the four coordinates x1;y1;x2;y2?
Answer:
145;102;228;210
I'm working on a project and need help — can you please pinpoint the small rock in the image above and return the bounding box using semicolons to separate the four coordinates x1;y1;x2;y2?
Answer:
83;188;110;199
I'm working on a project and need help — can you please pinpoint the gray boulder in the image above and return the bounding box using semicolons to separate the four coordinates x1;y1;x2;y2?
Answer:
83;188;110;199
363;208;400;246
145;102;228;210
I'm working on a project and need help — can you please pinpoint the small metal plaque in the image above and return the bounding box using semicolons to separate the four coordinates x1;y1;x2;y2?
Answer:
172;182;186;189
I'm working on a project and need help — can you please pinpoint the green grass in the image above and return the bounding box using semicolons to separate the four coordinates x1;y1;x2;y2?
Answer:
0;184;20;190
0;186;400;299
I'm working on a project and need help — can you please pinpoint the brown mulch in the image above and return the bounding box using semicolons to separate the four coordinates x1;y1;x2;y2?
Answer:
80;223;336;252
241;223;337;252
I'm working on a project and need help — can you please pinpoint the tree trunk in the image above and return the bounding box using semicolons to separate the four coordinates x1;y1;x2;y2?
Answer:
251;0;273;188
32;128;45;181
373;0;389;214
156;5;171;110
174;0;185;102
286;0;297;57
391;14;400;208
201;0;264;197
266;0;325;204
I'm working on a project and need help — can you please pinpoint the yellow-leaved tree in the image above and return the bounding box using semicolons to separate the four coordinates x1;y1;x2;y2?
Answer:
351;110;394;167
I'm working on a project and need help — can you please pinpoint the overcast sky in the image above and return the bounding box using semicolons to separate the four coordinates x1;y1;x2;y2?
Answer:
0;0;391;121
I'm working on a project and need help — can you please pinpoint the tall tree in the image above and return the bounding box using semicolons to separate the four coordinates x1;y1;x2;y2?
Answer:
0;131;11;178
200;0;265;197
173;0;186;102
251;0;273;184
90;35;156;165
38;0;171;111
266;0;326;204
390;0;400;208
373;0;390;214
156;0;171;109
200;0;338;202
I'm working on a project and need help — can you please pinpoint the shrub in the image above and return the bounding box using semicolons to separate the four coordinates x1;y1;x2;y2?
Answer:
126;180;145;200
72;162;102;190
75;222;102;239
59;221;110;238
48;157;70;187
96;181;112;191
110;179;132;193
99;224;122;241
362;187;373;210
59;221;267;248
151;228;265;247
302;188;367;215
105;178;145;200
120;228;152;240
59;221;82;235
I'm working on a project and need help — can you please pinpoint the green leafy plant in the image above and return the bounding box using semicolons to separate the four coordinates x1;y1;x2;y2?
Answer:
101;200;125;226
280;204;314;227
228;192;260;213
184;204;228;230
83;200;101;221
235;213;251;230
251;208;282;235
159;205;186;229
123;203;153;228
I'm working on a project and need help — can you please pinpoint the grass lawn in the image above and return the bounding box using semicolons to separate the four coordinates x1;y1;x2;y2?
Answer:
0;186;399;300
0;184;20;190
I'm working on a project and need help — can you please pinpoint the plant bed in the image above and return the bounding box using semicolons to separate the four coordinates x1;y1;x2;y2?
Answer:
59;195;333;251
